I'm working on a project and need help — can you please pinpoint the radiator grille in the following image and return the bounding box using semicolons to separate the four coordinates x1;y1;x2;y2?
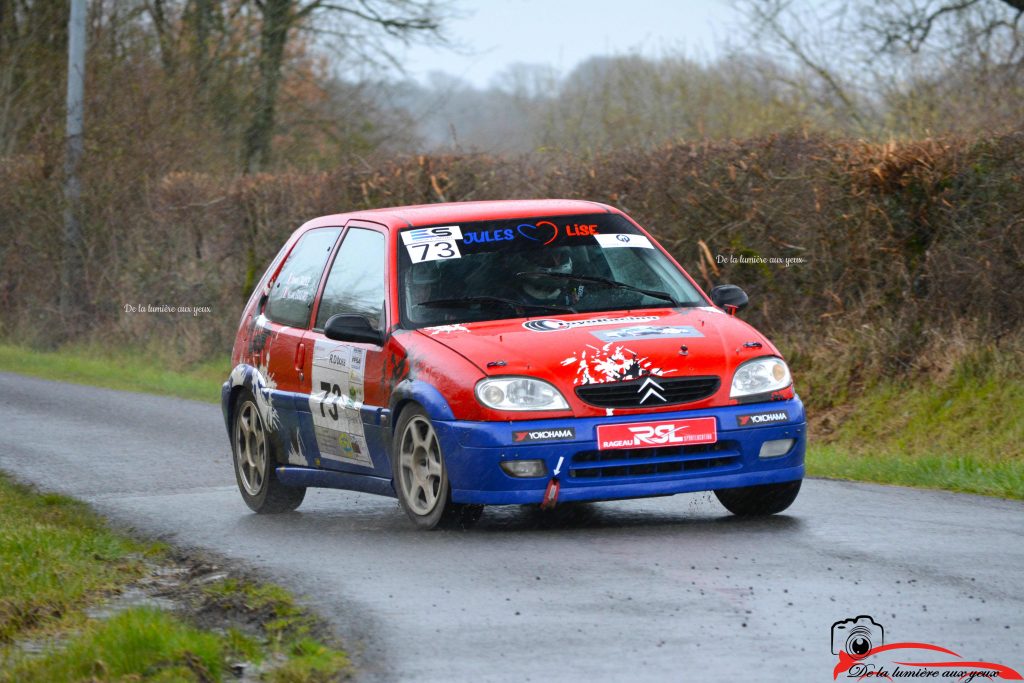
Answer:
569;441;741;480
575;375;720;408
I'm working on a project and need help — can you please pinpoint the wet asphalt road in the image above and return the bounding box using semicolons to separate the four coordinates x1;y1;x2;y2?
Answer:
1;372;1022;681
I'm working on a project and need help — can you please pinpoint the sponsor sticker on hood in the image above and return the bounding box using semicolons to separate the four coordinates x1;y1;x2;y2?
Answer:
590;325;704;342
523;315;660;332
736;410;789;427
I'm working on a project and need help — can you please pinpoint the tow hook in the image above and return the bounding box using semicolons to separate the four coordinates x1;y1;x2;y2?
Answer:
540;478;560;510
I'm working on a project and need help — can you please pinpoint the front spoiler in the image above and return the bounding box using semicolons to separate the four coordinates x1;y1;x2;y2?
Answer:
433;397;807;505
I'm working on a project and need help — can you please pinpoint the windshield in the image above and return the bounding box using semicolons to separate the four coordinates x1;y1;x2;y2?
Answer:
398;213;705;329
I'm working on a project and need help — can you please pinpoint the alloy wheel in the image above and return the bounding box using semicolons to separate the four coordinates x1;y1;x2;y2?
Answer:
234;400;267;496
398;416;444;515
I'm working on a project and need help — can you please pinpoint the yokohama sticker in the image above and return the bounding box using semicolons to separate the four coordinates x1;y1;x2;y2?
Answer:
736;410;789;427
597;417;717;450
512;427;576;443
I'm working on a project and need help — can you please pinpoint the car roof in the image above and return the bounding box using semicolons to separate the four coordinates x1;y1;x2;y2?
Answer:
303;199;618;231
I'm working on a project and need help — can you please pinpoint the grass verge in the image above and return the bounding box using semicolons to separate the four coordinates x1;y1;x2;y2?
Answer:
0;474;349;682
0;343;225;404
806;348;1023;499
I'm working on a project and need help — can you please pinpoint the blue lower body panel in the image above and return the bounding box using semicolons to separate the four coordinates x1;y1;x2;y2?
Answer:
434;398;806;505
276;466;395;498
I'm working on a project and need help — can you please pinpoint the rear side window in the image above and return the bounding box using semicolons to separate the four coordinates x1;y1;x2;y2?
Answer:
315;228;387;330
265;228;341;328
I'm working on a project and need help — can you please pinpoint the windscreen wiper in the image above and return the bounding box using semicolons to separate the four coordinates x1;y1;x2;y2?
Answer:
418;296;575;314
515;272;682;306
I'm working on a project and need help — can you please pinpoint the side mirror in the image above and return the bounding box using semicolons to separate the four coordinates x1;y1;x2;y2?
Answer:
323;314;385;345
709;285;749;314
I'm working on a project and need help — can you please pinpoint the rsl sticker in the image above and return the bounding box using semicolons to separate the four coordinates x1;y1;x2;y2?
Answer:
309;339;371;467
401;226;462;263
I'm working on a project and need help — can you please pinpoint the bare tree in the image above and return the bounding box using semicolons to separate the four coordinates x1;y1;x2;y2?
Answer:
736;1;872;131
864;0;1024;58
242;0;448;173
736;0;1024;136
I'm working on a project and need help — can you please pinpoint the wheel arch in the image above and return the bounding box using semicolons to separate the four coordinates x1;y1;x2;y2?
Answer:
388;379;456;436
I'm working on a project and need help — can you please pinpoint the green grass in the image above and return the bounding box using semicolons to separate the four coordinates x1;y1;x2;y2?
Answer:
272;638;351;683
0;474;349;682
202;578;350;682
0;474;148;642
807;351;1024;499
203;579;318;643
809;446;1024;499
0;343;225;403
3;608;226;682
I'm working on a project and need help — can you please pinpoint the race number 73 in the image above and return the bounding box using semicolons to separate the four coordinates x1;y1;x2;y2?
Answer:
408;240;459;262
401;226;463;263
319;381;342;420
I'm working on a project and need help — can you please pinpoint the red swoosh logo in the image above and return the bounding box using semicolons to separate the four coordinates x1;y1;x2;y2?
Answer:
834;643;1022;680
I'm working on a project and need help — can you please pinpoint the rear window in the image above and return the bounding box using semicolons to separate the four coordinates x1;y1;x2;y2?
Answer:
265;228;341;328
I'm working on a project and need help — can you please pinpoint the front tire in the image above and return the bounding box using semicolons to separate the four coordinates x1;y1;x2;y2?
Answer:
391;405;482;530
714;480;801;517
232;391;306;513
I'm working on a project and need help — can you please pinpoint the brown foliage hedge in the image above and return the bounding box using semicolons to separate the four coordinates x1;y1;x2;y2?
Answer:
1;132;1021;405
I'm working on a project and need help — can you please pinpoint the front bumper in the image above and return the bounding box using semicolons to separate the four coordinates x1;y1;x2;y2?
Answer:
433;397;806;505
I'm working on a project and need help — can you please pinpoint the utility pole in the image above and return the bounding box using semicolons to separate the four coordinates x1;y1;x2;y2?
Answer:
61;0;87;331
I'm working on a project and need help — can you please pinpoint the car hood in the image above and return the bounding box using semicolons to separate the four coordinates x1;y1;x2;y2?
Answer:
414;307;776;398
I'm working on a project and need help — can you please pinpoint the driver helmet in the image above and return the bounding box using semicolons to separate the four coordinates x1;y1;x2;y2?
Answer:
518;246;573;301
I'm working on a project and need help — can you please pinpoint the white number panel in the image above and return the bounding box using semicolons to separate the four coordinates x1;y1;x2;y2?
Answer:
401;225;463;262
308;339;372;467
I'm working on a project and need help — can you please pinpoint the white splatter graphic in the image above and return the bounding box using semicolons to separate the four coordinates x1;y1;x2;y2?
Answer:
286;430;306;465
252;359;279;431
562;342;676;385
229;360;279;433
425;323;470;335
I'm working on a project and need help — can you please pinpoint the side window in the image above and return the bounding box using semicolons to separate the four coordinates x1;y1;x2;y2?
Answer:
265;228;341;328
316;228;387;330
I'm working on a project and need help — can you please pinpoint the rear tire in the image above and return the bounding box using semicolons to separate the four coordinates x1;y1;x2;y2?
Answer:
714;480;801;517
232;390;306;514
391;405;482;530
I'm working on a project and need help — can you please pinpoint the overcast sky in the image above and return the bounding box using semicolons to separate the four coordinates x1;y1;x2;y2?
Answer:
398;0;738;88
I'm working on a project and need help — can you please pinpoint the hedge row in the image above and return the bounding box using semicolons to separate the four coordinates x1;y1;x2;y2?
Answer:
2;132;1020;403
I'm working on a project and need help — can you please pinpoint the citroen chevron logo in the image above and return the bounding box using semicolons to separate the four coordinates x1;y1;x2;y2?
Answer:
637;376;665;404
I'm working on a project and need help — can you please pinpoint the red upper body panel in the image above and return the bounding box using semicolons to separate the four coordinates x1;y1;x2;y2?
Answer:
231;200;793;423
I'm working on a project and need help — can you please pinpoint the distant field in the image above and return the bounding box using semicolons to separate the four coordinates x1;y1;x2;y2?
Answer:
0;343;1020;500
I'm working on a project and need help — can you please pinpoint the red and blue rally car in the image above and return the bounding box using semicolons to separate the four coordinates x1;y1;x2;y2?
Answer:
223;200;805;528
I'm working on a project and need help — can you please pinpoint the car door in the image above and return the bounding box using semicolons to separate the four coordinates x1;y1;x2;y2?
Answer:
305;223;390;475
256;226;342;464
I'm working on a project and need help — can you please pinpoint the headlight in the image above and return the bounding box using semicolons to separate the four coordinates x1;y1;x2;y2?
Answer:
730;357;792;398
475;377;569;411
